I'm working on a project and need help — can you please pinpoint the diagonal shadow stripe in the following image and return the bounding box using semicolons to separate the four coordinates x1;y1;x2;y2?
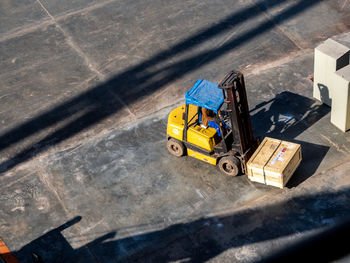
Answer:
0;0;321;173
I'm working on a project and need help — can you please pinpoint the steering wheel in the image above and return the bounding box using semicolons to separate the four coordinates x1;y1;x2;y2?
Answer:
219;110;232;129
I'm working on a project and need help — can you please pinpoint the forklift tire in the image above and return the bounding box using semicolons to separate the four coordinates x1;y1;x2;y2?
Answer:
218;156;240;176
167;138;185;157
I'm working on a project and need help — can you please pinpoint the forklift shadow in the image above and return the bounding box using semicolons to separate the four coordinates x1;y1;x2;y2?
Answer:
250;91;330;187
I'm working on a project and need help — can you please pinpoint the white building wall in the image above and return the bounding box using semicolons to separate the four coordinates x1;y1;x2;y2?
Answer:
313;33;350;132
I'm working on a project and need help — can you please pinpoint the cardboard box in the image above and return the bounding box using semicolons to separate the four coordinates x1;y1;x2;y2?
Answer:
247;137;302;188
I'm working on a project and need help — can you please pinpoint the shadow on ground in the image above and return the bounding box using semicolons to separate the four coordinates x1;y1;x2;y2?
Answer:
12;187;350;263
0;0;323;174
250;91;330;187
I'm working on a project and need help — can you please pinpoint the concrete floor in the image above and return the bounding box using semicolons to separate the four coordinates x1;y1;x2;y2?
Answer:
1;0;350;262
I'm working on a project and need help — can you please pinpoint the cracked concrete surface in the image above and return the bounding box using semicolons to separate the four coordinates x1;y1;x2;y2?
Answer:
1;0;350;262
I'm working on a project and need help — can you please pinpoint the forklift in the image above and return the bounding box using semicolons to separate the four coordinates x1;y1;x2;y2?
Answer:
166;70;260;176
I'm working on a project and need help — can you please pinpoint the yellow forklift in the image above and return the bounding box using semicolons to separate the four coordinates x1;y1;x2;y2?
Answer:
167;70;260;176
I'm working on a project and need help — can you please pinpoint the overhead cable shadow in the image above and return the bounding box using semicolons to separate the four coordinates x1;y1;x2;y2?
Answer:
12;187;350;262
13;216;83;263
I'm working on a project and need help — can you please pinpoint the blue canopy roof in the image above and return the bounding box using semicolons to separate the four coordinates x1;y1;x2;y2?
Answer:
185;79;224;113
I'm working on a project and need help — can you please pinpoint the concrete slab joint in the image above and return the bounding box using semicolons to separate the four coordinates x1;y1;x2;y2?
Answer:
313;32;350;132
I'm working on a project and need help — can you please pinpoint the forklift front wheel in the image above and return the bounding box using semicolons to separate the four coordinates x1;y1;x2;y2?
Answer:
167;138;185;157
218;156;240;176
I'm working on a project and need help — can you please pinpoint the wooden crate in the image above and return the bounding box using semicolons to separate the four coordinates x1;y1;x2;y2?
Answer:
246;137;281;184
247;137;302;188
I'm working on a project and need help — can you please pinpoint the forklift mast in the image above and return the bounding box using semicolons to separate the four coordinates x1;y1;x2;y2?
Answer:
219;71;259;163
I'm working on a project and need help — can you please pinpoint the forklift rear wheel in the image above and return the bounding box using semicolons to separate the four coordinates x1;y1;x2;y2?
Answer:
218;156;240;176
167;138;185;157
